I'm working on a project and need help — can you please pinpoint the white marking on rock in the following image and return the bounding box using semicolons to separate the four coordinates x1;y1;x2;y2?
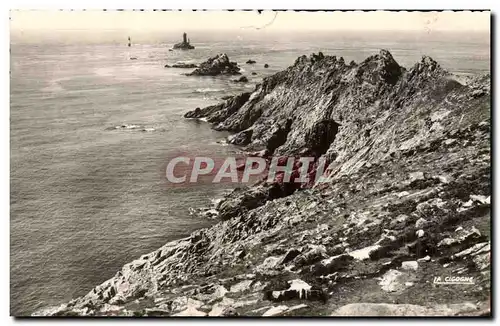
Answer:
409;172;425;182
401;261;419;271
288;279;312;299
418;255;431;262
470;195;490;205
348;245;380;260
396;191;410;198
379;269;404;292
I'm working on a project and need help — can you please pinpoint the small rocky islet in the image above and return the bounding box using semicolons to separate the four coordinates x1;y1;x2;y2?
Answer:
172;32;195;50
165;53;243;77
40;50;490;317
185;53;242;77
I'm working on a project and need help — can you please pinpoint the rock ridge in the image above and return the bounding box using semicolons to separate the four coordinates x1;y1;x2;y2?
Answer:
37;49;490;317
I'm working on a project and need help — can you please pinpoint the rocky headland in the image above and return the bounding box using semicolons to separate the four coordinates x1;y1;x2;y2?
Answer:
38;50;490;317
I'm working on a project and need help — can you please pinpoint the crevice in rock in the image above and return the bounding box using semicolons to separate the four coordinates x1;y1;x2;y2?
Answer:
266;119;294;155
304;119;341;158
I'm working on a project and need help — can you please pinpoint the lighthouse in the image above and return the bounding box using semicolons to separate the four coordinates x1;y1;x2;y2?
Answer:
173;32;195;50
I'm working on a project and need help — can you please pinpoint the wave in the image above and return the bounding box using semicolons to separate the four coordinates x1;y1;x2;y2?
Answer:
194;88;223;93
40;76;72;93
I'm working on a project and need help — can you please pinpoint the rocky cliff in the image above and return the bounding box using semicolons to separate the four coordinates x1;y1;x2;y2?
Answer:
38;50;490;317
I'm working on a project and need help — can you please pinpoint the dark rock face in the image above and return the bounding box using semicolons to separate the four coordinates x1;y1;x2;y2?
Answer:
42;50;490;317
356;49;402;85
266;119;293;154
184;92;251;125
228;129;253;146
186;54;241;76
304;120;340;157
246;60;257;64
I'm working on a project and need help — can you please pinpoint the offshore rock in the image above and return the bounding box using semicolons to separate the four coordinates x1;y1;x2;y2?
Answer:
233;76;249;83
186;53;241;76
165;62;198;68
172;32;195;50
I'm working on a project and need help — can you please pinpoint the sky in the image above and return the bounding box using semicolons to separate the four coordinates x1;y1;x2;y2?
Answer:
10;10;490;43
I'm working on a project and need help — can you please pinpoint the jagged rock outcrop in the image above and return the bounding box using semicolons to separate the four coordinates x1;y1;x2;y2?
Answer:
185;49;489;160
184;92;251;123
38;50;490;317
186;54;241;76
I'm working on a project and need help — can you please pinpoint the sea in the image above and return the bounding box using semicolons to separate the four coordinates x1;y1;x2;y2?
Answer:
10;30;490;315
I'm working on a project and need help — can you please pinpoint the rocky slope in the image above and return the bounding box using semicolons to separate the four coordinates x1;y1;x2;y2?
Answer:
38;50;491;317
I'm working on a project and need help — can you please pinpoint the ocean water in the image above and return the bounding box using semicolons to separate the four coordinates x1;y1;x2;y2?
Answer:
10;30;490;315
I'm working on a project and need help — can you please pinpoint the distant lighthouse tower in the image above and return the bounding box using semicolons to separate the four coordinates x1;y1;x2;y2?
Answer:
172;32;195;50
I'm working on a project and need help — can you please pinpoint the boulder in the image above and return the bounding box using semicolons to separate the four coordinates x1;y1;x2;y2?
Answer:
233;76;249;83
